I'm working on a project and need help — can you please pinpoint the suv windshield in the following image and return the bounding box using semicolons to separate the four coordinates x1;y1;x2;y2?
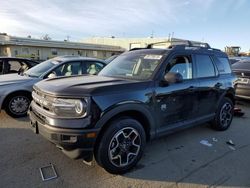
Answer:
24;59;61;77
99;52;164;80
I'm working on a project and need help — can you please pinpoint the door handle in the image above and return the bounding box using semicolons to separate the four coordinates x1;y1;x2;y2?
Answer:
188;86;195;92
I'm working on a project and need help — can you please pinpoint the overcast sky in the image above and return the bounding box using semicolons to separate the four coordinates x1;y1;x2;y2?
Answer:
0;0;249;51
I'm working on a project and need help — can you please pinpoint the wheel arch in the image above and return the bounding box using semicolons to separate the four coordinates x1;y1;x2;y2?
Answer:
224;92;235;105
217;88;235;108
94;103;156;154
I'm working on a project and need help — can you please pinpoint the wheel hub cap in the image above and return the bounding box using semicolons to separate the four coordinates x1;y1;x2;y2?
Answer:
9;96;29;115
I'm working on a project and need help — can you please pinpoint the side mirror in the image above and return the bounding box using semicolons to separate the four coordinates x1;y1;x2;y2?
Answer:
162;72;183;85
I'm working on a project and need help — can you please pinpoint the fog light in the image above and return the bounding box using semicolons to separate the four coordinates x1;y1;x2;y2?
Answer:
61;135;77;143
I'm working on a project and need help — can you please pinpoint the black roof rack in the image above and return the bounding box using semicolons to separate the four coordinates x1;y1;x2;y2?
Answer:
147;39;211;49
129;47;150;51
129;39;222;53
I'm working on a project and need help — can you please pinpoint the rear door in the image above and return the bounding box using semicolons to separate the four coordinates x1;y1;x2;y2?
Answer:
194;54;222;117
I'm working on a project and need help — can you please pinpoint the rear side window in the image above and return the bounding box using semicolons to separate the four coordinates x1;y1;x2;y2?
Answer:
217;57;232;74
6;60;22;73
195;55;216;78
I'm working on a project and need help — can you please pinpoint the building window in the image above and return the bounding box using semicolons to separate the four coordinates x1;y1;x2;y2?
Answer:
22;48;29;54
14;50;18;56
93;51;98;57
51;49;58;55
78;50;82;56
86;51;90;57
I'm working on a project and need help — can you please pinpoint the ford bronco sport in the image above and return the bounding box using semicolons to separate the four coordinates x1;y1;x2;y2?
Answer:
29;41;236;174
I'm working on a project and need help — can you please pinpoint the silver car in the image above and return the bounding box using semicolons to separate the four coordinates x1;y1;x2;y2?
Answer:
0;56;106;118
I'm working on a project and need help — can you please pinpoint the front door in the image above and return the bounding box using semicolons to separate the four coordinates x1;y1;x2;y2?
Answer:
155;54;199;130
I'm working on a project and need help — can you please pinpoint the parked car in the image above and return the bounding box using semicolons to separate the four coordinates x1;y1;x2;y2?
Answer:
105;55;118;64
232;60;250;99
0;57;38;75
0;56;106;118
29;42;236;174
229;56;250;64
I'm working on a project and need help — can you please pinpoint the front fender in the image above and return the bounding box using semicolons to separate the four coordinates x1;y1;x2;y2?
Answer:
95;102;157;140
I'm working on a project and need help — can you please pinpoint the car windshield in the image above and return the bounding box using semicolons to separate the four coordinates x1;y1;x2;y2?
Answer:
232;60;250;70
24;59;61;77
99;51;164;80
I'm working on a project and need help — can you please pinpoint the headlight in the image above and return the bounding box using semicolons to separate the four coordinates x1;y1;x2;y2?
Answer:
52;98;88;117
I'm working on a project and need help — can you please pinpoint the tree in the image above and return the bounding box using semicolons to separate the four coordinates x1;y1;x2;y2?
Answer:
41;34;51;40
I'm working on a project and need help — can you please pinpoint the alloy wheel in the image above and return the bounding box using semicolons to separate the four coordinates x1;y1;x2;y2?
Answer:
220;102;233;127
108;127;141;167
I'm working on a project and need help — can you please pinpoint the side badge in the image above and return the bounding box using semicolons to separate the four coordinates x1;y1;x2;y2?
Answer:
161;104;167;111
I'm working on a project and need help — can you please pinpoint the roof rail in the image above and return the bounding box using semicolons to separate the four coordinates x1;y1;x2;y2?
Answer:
146;39;211;49
129;47;150;51
129;39;222;52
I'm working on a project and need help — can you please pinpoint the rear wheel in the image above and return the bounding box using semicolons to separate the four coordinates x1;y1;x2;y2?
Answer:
211;97;234;131
95;117;146;174
5;94;31;118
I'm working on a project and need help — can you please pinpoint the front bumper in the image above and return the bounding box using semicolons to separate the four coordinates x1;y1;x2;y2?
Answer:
235;84;250;100
28;104;100;161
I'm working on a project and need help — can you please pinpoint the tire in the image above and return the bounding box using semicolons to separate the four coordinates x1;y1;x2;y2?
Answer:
211;97;234;131
95;117;146;174
5;94;31;118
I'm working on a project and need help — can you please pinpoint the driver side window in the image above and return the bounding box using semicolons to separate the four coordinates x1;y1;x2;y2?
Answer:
166;55;193;80
51;61;82;77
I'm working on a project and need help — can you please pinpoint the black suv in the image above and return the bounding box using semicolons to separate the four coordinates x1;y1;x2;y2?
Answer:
29;42;236;174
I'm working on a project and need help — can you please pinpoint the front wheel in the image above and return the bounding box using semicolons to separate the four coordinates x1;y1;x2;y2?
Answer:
5;95;31;118
95;117;146;174
211;97;234;131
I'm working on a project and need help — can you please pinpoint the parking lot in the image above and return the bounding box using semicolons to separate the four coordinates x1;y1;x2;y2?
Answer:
0;100;249;188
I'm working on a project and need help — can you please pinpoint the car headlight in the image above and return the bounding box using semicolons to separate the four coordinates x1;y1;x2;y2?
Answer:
52;98;88;117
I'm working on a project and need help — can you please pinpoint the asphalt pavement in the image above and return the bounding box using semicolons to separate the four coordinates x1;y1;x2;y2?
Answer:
0;100;250;188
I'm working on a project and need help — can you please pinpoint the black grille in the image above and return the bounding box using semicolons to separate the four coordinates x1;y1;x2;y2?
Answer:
32;89;54;113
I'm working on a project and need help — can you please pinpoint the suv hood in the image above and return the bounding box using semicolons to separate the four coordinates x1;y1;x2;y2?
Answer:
34;75;150;97
0;73;34;86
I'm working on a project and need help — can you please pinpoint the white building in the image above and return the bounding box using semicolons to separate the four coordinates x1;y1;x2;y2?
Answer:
82;37;202;50
83;37;173;50
0;33;125;61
